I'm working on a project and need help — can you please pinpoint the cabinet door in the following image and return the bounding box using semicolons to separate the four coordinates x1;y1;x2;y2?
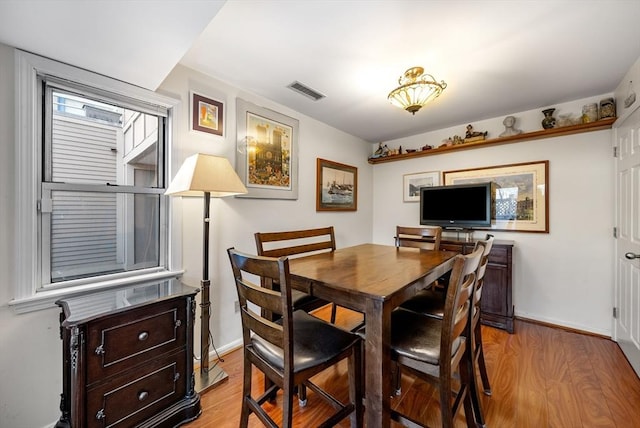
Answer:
480;263;508;316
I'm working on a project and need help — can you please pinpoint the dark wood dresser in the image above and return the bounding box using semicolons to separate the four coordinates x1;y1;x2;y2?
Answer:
55;279;201;428
440;238;515;333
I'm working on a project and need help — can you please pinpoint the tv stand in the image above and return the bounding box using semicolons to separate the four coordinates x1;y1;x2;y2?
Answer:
440;237;514;333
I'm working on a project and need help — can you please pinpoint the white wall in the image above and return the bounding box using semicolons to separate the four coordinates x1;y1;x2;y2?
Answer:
372;98;615;335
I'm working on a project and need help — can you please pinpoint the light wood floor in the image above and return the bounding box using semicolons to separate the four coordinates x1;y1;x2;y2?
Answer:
184;306;640;427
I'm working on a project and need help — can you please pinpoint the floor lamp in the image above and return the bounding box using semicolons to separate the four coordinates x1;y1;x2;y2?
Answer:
165;153;247;393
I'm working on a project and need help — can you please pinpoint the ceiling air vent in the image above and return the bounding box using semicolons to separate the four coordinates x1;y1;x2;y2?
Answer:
287;81;325;101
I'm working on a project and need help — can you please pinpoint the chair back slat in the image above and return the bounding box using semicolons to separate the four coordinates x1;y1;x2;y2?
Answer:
228;249;292;351
395;226;442;250
241;309;283;348
255;226;336;258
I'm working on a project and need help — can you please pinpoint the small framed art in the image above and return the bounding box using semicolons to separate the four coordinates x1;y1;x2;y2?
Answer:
191;92;224;136
403;171;440;202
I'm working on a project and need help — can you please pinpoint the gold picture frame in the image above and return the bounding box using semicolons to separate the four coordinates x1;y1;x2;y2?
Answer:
316;158;357;211
444;160;549;233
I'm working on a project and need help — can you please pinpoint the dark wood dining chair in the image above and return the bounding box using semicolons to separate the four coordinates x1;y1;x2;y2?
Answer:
399;234;495;427
390;245;484;428
227;248;363;428
255;226;338;323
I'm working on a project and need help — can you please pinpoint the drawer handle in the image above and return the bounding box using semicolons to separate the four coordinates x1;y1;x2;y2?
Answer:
138;390;149;401
96;409;105;420
138;331;149;341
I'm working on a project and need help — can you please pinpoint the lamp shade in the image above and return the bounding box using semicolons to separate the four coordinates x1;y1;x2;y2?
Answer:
165;153;248;197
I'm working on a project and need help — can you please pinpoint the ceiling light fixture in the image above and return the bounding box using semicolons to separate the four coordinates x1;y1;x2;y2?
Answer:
388;66;447;115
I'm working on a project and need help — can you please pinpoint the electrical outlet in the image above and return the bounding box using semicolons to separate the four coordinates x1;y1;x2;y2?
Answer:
234;301;240;313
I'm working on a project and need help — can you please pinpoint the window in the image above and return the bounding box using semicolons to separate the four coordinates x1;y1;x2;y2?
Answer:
12;51;180;312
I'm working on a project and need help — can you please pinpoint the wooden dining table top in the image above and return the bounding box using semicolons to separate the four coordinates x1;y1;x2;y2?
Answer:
288;243;458;309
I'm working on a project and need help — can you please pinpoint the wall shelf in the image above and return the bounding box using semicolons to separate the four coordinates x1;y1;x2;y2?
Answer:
368;117;617;164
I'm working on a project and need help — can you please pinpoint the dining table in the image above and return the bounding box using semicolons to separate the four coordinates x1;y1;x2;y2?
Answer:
288;243;457;428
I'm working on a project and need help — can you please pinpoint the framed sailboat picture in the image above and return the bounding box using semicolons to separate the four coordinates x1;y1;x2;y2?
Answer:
316;158;357;211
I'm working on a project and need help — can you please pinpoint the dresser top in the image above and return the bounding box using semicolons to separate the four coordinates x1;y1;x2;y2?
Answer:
56;278;198;325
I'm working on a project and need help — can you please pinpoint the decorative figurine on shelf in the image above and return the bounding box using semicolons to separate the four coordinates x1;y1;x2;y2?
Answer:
370;142;384;159
499;116;523;137
464;125;487;142
599;97;616;119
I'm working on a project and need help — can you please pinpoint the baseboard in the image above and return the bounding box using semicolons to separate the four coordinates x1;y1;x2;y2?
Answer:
515;316;611;340
194;338;243;369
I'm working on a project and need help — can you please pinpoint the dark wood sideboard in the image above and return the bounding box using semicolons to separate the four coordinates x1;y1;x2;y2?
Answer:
55;279;201;428
440;238;515;333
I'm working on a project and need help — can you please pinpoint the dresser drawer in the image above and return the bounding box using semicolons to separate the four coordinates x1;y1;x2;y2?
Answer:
86;298;187;385
440;243;463;253
86;352;187;428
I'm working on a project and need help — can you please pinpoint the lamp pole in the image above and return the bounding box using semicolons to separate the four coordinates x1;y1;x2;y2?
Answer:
201;191;211;375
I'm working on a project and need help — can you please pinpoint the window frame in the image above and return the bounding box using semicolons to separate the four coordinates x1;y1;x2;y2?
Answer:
10;50;183;313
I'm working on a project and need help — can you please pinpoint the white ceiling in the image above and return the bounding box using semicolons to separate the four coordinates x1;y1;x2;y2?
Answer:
2;1;640;143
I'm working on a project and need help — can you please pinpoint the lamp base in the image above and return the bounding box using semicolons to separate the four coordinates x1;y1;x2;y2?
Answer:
194;363;229;394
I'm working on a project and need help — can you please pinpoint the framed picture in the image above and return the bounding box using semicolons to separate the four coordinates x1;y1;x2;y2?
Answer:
236;98;298;199
403;171;440;202
191;92;224;136
444;160;549;233
316;158;357;211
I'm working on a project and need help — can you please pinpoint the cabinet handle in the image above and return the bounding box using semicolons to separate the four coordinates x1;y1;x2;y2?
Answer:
138;390;149;401
175;319;182;328
96;409;105;420
625;252;640;260
138;331;149;341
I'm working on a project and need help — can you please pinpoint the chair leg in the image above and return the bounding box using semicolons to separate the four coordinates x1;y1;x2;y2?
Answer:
330;303;337;324
475;324;492;396
348;340;364;427
298;384;307;407
392;362;402;395
439;372;455;428
465;324;486;427
240;353;252;428
283;380;295;428
468;355;486;427
459;356;478;428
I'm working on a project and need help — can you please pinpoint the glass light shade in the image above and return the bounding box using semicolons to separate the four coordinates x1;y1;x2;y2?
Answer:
388;67;447;115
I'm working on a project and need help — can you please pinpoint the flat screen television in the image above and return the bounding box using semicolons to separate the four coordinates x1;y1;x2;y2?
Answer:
419;182;492;229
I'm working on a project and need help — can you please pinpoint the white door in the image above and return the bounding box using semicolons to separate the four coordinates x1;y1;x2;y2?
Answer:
614;104;640;377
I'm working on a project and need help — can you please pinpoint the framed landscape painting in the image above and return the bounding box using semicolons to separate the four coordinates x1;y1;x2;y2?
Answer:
316;158;357;211
443;160;549;233
403;171;440;202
